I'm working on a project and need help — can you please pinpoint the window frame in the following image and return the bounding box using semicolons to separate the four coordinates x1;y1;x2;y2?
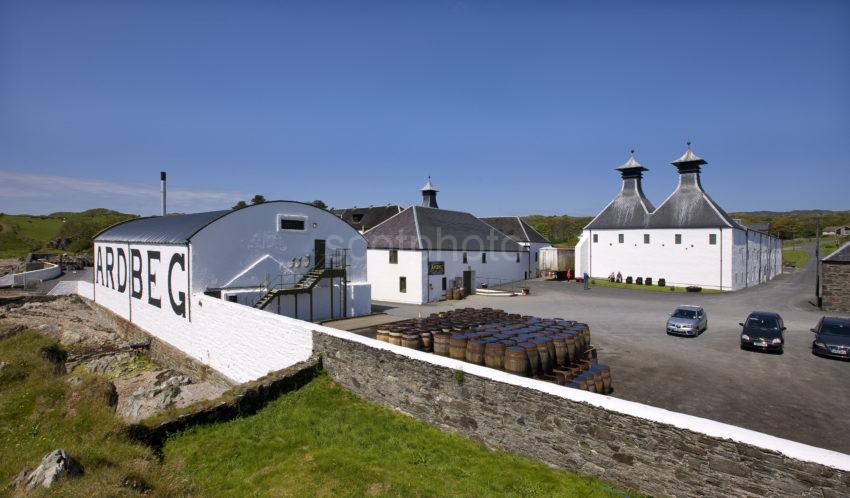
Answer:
389;249;398;264
675;234;682;245
593;233;598;243
644;234;650;244
709;233;717;245
277;214;307;232
482;252;487;264
618;233;624;244
399;276;407;293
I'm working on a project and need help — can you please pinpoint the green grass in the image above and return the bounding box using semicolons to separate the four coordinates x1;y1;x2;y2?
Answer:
588;279;721;293
782;249;809;268
0;330;190;496
3;330;631;497
0;210;136;257
163;374;630;497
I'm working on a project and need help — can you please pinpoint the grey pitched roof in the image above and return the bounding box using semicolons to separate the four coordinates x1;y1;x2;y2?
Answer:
745;222;770;234
365;206;524;252
94;210;231;244
481;217;550;244
646;171;740;229
332;205;402;231
421;177;438;191
823;242;850;263
587;146;743;231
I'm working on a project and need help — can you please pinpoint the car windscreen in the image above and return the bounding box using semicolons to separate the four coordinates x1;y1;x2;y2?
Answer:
672;309;697;319
821;321;850;336
746;317;779;329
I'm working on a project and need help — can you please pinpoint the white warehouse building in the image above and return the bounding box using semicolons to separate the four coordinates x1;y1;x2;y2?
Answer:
481;216;551;278
92;201;371;323
575;145;782;291
366;180;530;304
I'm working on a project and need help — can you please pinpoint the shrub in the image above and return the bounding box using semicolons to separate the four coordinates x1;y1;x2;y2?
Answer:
658;278;666;287
625;276;633;284
645;277;652;286
635;277;643;285
686;286;703;293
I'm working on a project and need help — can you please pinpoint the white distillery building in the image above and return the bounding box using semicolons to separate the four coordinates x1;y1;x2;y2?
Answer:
481;217;551;278
366;180;530;304
575;146;782;291
92;201;371;323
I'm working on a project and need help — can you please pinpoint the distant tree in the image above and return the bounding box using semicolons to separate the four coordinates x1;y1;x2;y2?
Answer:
232;200;248;210
251;194;267;205
310;200;327;210
532;222;552;242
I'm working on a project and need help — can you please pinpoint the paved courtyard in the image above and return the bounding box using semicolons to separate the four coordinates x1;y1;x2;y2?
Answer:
372;245;850;454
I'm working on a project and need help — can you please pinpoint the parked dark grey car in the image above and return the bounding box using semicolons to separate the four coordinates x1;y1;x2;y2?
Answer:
666;305;707;336
739;311;785;353
811;316;850;359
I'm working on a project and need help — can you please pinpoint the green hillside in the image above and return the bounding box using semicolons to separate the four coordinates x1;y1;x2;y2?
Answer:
0;209;136;258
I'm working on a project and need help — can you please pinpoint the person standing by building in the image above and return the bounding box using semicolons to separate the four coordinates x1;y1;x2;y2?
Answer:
583;272;589;290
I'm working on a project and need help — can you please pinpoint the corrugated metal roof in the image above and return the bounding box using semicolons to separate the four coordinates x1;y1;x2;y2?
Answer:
365;206;524;252
94;210;231;244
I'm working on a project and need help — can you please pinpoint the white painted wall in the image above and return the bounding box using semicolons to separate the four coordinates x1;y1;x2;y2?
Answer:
527;242;551;278
367;249;426;304
0;262;62;287
368;248;529;304
190;202;368;292
575;228;781;290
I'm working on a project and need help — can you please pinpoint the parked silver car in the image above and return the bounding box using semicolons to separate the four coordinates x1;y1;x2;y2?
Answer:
666;305;708;336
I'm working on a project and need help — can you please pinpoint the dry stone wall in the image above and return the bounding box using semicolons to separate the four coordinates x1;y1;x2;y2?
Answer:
314;331;850;498
822;263;850;313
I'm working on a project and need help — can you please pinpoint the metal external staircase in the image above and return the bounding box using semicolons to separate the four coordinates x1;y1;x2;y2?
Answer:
253;267;343;311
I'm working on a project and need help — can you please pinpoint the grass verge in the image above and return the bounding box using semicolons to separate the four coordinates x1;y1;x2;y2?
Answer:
0;330;190;496
782;249;809;268
163;374;632;497
3;330;632;497
588;279;721;293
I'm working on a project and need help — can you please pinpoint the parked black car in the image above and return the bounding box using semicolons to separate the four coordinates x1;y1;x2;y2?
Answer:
739;311;785;353
811;316;850;359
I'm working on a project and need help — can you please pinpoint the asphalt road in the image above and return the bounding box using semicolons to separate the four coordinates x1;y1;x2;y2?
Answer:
374;244;850;454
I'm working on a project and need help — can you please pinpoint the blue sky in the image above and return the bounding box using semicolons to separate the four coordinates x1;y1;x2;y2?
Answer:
1;0;848;216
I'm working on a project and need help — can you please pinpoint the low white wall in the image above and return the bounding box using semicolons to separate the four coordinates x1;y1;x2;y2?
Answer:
47;279;93;299
0;262;61;287
313;325;850;473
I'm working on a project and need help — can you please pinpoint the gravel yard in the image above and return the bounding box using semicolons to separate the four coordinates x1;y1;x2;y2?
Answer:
373;244;850;454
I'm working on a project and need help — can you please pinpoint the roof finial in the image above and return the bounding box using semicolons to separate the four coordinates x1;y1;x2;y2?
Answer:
687;140;692;148
630;149;635;155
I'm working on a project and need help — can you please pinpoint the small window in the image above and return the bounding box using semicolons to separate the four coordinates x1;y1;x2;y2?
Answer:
227;295;238;303
675;234;682;245
352;213;364;223
534;252;538;262
441;277;446;291
280;218;305;231
399;277;407;293
482;253;487;263
618;234;624;244
593;234;598;243
709;234;717;245
462;253;468;264
644;234;650;244
389;249;398;264
516;253;520;262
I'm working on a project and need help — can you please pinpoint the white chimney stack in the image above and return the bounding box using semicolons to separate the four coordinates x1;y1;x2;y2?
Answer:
160;171;167;216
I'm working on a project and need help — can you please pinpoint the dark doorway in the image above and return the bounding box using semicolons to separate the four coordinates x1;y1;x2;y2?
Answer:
463;270;474;295
314;239;326;268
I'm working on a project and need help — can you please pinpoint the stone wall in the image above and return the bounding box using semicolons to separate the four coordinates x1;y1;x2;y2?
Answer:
314;331;850;498
822;263;850;313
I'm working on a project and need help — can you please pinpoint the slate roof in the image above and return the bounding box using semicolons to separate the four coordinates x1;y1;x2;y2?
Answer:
823;242;850;263
745;222;770;234
646;172;741;229
587;146;743;231
332;205;402;232
94;210;231;244
586;152;655;230
365;206;524;252
481;217;550;244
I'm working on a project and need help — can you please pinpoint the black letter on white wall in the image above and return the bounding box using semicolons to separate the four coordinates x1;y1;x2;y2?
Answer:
130;249;143;300
95;246;104;285
105;247;115;289
168;253;186;317
116;247;127;293
147;250;161;308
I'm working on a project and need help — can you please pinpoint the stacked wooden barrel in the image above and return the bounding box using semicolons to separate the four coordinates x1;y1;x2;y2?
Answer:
374;308;613;394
